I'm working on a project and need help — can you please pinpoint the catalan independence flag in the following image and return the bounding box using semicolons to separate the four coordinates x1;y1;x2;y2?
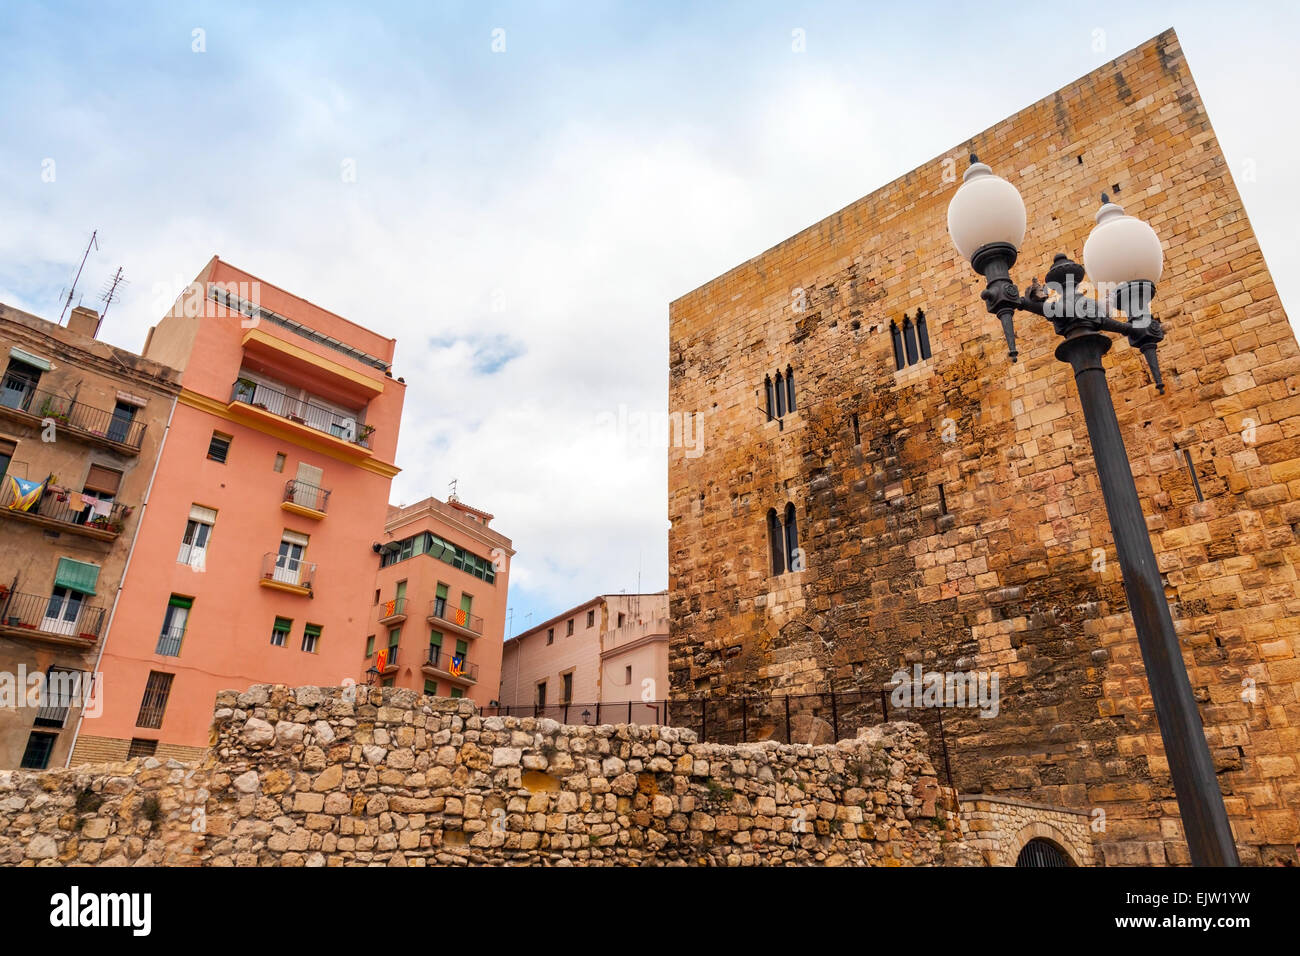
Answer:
3;474;47;513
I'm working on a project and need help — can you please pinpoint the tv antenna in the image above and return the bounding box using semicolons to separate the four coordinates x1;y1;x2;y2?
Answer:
58;230;98;324
98;267;128;327
447;478;459;502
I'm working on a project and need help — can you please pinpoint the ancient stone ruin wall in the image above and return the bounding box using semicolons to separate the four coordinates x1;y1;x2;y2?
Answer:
0;685;1092;866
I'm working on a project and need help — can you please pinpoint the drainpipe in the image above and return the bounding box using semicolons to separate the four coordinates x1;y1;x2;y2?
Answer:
65;392;178;766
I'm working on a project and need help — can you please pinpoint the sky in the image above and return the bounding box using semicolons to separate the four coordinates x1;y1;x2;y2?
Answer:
1;1;1297;639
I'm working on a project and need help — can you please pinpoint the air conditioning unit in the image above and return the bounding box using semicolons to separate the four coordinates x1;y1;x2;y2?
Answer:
339;418;357;441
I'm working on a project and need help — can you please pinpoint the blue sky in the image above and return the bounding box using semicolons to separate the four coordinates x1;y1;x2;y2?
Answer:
2;1;1297;638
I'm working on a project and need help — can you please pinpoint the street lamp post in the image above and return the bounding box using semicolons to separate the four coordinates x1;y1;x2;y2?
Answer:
947;155;1239;867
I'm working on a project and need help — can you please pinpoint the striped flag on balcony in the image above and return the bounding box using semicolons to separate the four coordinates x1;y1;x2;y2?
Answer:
449;656;464;677
4;473;49;513
454;608;467;627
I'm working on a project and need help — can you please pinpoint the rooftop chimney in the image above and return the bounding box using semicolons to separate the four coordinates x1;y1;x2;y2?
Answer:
68;305;100;339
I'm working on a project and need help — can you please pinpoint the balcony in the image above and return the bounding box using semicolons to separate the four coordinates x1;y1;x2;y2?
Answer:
0;378;146;453
377;596;407;625
427;600;483;638
0;482;130;541
258;552;316;596
281;479;330;519
422;648;478;685
228;379;374;452
0;591;106;648
155;626;185;657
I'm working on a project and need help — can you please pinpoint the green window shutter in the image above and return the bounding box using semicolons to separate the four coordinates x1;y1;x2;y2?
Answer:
304;624;322;638
273;616;292;633
54;558;100;596
460;594;472;614
455;640;467;656
365;635;375;656
424;680;438;695
429;630;442;647
169;595;194;610
450;688;463;699
436;584;448;600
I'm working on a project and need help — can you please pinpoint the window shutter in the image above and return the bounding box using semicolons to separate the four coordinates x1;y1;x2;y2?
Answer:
54;558;100;595
436;584;448;600
282;529;310;547
189;504;217;524
83;465;122;495
168;595;193;610
305;624;322;638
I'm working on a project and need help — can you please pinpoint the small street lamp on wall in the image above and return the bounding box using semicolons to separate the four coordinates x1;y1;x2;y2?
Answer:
947;155;1239;867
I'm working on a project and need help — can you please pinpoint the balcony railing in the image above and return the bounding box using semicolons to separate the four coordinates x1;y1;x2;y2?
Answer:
155;626;185;657
428;601;483;636
230;380;373;449
283;479;330;513
377;596;407;623
260;552;316;591
0;378;147;450
0;480;130;537
0;591;106;643
424;648;478;682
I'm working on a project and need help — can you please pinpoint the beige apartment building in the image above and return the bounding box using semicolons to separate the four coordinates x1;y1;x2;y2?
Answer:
498;592;668;721
0;303;180;769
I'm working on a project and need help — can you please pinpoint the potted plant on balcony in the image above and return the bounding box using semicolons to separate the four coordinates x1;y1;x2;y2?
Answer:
357;423;376;444
234;378;257;403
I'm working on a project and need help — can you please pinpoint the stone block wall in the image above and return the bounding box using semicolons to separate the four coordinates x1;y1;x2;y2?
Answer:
0;685;1095;866
958;796;1094;866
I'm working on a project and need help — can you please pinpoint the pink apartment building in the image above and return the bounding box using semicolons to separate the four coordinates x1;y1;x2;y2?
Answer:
498;592;668;721
366;495;512;709
71;257;405;762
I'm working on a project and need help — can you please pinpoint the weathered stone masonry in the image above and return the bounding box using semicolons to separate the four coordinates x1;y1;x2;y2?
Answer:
0;685;1092;866
668;29;1299;866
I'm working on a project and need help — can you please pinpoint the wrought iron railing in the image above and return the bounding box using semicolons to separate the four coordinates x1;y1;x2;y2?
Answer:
0;480;130;535
283;478;331;512
425;648;478;682
428;601;483;635
0;590;106;642
260;551;316;590
0;378;146;449
155;626;186;657
377;596;406;620
230;380;373;449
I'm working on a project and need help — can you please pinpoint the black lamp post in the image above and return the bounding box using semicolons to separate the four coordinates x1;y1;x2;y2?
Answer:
947;155;1239;867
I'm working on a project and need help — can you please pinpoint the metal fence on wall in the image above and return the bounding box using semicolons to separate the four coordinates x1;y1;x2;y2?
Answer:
485;689;954;789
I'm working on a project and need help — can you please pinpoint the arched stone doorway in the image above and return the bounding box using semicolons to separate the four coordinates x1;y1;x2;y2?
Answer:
1015;837;1075;867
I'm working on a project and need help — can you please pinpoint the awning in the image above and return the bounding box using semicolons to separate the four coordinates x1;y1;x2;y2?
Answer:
9;347;52;372
54;558;100;596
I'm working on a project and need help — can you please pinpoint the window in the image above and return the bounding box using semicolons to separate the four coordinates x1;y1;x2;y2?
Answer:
459;593;473;620
156;595;191;656
107;401;136;444
136;671;174;729
784;502;800;572
385;627;399;661
785;365;796;412
429;630;443;664
379;531;497;583
1;357;43;411
43;586;85;636
434;583;448;618
365;635;375;657
455;639;468;659
617;612;626;628
0;438;14;480
586;609;595;628
271;616;292;647
765;368;797;421
625;665;633;685
546;628;554;645
20;731;57;769
765;375;776;420
273;452;286;473
566;619;574;637
303;623;322;654
127;738;158;759
537;681;547;707
892;312;931;370
177;505;216;568
207;431;232;463
274;529;309;585
381;678;394;688
77;465;122;527
424;680;439;696
561;672;573;705
35;668;83;727
767;508;785;576
449;687;463;699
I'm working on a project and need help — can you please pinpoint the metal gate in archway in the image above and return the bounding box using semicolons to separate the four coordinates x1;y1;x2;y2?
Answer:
1015;838;1074;867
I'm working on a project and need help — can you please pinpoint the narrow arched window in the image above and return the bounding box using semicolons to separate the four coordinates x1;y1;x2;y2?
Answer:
774;371;786;417
783;502;799;572
764;376;775;421
903;315;919;365
890;321;905;371
767;508;785;575
916;309;931;360
785;365;796;412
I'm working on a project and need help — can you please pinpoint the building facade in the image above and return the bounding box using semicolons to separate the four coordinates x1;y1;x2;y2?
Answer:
366;495;511;708
499;592;668;718
668;31;1299;865
72;257;405;763
0;303;180;769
